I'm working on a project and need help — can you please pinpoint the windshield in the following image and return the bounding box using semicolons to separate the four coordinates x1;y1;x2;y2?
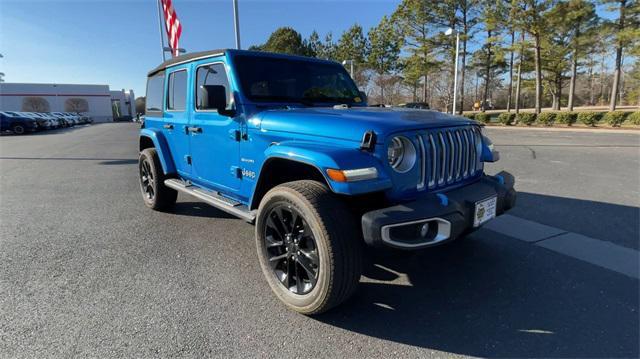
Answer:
233;55;362;105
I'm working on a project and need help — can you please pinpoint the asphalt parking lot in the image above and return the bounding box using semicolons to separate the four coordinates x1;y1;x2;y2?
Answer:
1;123;638;358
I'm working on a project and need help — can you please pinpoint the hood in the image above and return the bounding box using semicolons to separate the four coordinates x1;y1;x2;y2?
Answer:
256;107;476;142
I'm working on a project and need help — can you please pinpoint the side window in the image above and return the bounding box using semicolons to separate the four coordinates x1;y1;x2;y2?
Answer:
146;72;164;113
167;70;187;111
196;63;231;110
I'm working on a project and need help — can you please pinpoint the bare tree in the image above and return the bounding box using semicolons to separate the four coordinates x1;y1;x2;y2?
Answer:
21;97;50;112
64;98;89;113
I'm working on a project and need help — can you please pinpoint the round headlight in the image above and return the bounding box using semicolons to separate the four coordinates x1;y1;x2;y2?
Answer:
387;136;416;173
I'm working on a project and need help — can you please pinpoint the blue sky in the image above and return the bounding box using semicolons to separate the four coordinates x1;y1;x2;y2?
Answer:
0;0;620;97
0;0;398;96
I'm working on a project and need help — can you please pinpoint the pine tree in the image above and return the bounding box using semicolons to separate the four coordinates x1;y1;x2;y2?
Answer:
367;16;402;103
456;0;481;113
602;0;640;110
249;27;312;56
515;0;555;114
335;24;369;87
392;0;438;104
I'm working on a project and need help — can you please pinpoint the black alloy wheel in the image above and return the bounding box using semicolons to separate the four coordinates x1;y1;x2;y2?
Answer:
139;157;155;201
138;148;177;210
264;204;320;295
255;180;362;314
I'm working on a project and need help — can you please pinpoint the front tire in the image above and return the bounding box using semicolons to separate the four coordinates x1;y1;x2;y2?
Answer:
11;123;26;135
138;148;177;210
255;180;362;315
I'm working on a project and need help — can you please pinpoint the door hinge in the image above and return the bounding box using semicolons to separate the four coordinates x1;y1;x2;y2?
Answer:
229;129;247;141
185;155;192;165
231;166;242;178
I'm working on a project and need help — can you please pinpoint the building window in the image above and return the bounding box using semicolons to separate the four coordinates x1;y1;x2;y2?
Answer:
146;72;164;113
64;98;89;112
21;97;50;112
196;63;231;110
167;70;187;111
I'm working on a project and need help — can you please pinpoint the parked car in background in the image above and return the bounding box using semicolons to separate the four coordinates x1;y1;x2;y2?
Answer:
52;112;77;126
65;112;84;124
0;112;39;134
34;112;62;129
75;113;92;124
399;102;430;110
50;113;70;127
64;112;81;125
42;113;62;128
22;112;53;130
0;111;92;134
114;115;134;122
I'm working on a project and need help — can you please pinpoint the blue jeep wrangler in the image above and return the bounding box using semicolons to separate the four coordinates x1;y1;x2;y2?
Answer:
139;49;516;314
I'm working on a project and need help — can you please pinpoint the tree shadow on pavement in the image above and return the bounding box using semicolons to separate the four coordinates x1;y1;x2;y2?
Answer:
315;229;638;358
98;159;138;165
511;192;639;250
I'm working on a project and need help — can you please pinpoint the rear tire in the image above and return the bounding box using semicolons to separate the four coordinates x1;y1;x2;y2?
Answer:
138;148;177;210
255;180;362;315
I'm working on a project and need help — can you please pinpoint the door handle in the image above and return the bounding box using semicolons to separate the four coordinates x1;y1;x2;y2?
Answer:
163;124;174;130
187;126;202;134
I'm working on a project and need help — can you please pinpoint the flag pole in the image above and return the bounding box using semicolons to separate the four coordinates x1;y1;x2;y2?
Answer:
232;0;241;49
156;0;166;61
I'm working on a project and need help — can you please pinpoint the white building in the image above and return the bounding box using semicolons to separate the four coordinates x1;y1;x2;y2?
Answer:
0;83;135;122
110;89;136;120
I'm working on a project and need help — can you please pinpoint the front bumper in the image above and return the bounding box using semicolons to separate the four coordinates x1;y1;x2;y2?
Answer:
361;171;516;249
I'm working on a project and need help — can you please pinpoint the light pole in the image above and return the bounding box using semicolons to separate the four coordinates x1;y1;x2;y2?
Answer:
445;28;460;115
233;0;241;49
342;59;354;78
156;0;166;61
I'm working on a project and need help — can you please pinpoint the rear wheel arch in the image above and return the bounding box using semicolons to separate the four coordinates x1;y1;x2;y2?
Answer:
250;158;331;210
139;136;155;151
138;132;176;175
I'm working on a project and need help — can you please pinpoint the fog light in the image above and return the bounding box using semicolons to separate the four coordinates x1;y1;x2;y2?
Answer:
420;223;430;238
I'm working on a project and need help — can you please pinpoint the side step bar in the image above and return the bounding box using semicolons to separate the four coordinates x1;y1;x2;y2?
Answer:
164;179;256;223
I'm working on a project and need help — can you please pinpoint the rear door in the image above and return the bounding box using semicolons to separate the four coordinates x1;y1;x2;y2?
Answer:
163;67;192;177
188;60;242;194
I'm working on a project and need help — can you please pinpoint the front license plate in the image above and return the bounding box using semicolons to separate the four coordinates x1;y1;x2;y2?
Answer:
474;196;497;227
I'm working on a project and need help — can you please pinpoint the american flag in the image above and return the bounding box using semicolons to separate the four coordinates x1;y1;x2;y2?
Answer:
160;0;182;57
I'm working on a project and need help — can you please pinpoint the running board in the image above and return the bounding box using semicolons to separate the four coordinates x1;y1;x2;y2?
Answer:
164;179;256;223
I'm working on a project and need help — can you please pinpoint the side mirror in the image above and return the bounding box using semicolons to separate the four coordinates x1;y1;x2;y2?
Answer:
199;85;234;116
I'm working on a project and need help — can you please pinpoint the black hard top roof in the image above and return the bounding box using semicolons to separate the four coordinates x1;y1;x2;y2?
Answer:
147;49;339;77
148;49;227;76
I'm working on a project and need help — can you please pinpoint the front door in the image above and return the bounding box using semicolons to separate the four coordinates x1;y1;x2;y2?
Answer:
189;61;241;193
163;67;192;177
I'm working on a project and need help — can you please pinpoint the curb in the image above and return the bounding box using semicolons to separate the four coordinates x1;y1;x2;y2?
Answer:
484;125;640;134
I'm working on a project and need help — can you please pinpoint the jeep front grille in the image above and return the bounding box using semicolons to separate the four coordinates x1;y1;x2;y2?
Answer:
416;126;483;190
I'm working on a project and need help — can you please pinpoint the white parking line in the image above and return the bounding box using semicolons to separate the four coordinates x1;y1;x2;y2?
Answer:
484;214;640;279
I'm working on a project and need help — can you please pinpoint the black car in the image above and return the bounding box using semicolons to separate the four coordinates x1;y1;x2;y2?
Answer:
0;112;39;134
400;102;430;110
